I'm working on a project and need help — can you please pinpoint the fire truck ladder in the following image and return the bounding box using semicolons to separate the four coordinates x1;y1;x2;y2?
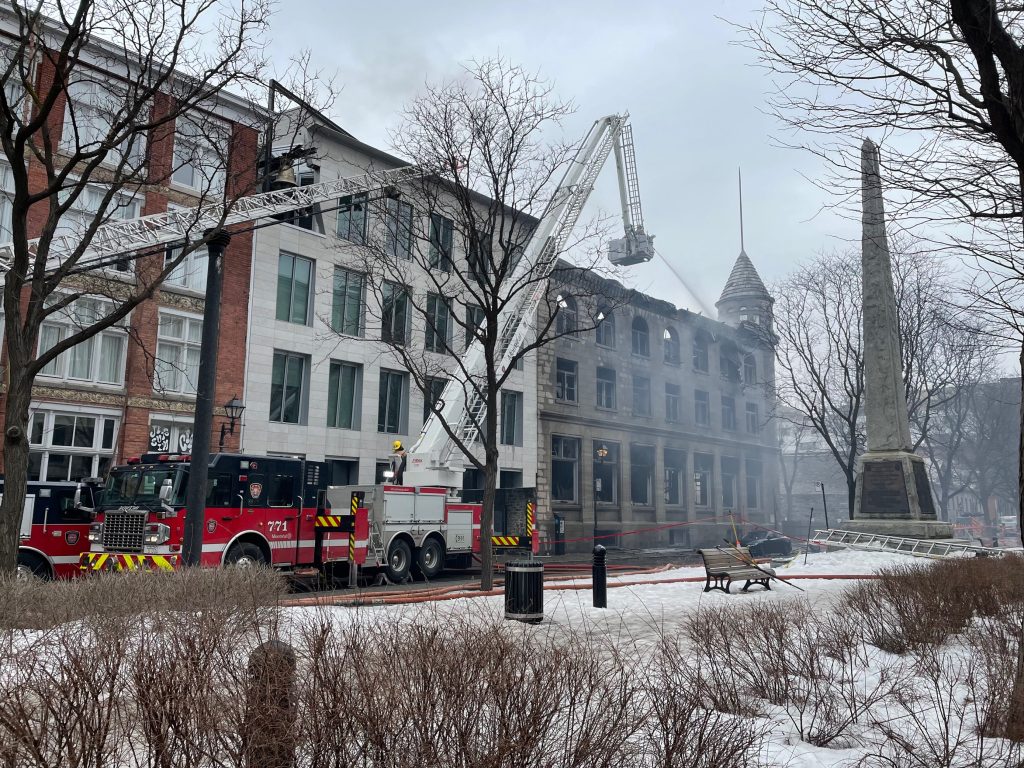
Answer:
0;165;422;274
809;528;1008;559
369;522;386;566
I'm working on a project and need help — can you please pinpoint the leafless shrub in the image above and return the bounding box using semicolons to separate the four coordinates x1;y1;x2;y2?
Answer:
639;637;772;767
684;607;764;717
859;644;1024;768
0;567;286;630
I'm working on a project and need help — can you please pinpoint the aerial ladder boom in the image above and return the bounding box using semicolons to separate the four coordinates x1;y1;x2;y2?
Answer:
0;165;422;274
405;113;654;488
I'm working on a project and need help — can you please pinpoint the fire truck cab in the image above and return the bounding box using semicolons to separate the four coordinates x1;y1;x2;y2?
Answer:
79;452;369;574
0;479;97;579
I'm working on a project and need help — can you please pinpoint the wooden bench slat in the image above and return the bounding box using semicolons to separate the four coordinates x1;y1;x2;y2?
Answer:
697;547;773;595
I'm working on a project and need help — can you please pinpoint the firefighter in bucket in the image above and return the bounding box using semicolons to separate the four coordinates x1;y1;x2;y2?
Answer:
389;440;408;485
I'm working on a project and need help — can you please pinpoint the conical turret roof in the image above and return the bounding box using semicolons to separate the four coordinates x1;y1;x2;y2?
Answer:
717;250;771;306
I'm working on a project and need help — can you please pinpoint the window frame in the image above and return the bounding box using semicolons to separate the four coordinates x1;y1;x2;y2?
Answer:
551;435;580;503
380;281;410;346
500;389;524;447
276;252;315;326
428;212;454;271
377;368;408;434
154;310;203;395
337;192;369;244
385;197;414;260
327;360;362;430
37;297;128;387
555;358;578;403
425;292;454;353
631;316;650;356
596;366;617;410
170;113;227;193
595;310;616;348
665;382;682;422
331;266;365;337
269;351;309;425
721;395;737;431
632;375;651;417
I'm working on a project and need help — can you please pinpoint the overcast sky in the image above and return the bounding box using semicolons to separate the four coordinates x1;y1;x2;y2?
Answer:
266;0;860;314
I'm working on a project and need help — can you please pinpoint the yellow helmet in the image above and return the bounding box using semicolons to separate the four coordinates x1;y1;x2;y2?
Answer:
392;440;403;451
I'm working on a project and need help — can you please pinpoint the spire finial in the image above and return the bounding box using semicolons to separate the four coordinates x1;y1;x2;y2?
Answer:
738;167;745;253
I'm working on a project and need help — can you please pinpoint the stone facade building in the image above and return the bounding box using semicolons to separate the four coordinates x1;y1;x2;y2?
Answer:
535;251;779;551
0;10;261;481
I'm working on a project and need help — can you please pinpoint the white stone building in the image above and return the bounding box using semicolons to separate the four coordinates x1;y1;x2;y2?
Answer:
241;119;538;490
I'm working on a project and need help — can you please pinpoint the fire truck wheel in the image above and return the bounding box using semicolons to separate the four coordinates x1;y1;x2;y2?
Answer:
415;538;445;579
224;542;268;569
385;539;412;582
16;552;50;581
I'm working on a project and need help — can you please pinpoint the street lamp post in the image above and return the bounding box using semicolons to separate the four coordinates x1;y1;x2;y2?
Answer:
182;229;231;567
219;395;246;451
818;481;830;530
594;444;608;543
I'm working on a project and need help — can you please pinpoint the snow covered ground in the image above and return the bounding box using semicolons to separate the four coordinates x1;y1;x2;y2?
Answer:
283;550;1017;768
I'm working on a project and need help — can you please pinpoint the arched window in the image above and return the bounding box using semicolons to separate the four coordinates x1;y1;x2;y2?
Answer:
743;353;757;384
693;331;709;372
631;316;649;356
555;295;577;336
596;309;615;348
663;326;680;364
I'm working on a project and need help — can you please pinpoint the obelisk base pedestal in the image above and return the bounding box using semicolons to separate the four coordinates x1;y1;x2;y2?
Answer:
849;451;953;539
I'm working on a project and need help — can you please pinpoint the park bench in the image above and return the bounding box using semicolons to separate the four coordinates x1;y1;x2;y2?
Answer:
698;547;773;594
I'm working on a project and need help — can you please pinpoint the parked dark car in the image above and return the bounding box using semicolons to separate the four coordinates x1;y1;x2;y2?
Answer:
740;530;793;558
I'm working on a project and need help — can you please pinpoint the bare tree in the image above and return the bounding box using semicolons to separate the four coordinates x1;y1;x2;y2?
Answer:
743;0;1024;541
339;60;622;589
0;1;300;573
771;245;992;516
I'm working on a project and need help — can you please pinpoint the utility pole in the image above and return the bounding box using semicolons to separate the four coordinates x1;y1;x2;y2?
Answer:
182;230;232;566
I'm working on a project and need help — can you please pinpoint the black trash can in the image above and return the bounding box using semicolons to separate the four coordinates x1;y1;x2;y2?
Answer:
504;560;544;623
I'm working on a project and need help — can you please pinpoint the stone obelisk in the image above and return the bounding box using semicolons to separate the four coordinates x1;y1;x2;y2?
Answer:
847;139;952;538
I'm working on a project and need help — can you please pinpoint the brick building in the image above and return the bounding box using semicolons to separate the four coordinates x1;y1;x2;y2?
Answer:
0;10;262;481
536;251;780;551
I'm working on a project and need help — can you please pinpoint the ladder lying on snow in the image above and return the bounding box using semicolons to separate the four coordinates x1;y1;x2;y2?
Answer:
809;529;1008;559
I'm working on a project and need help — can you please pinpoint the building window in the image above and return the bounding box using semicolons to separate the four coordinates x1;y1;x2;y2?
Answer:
147;417;193;453
665;449;685;506
721;457;739;510
465;304;485;351
555;358;577;403
632;375;651;416
631;316;650;356
743;353;757;384
55;186;142;271
694;453;713;508
721;396;737;431
500;390;524;446
596;310;615;348
165;244;208;292
27;409;118;482
377;369;408;434
62;79;146;168
170;114;226;192
695;389;710;426
276;253;314;325
556;295;577;336
739;306;762;326
154;311;202;394
746;402;760;434
270;352;308;424
468;227;492;283
429;213;454;272
551;436;580;503
337;192;368;244
423;376;447;422
746;460;762;509
380;281;410;346
596;366;617;410
720;343;741;381
630;444;655;506
0;163;13;241
693;333;709;372
385;198;414;259
425;293;453;353
327;361;362;429
37;298;126;386
664;326;680;364
666;383;681;422
500;470;523;488
331;267;365;336
593;442;618;504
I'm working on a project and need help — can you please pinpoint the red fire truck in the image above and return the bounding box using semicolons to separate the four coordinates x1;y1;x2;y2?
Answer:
0;479;97;579
77;452;486;581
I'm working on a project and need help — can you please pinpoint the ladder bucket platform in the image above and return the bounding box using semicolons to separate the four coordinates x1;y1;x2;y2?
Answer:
809;528;1009;559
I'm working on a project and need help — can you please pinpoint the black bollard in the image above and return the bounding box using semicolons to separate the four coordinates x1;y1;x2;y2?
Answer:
245;640;297;768
593;544;607;608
